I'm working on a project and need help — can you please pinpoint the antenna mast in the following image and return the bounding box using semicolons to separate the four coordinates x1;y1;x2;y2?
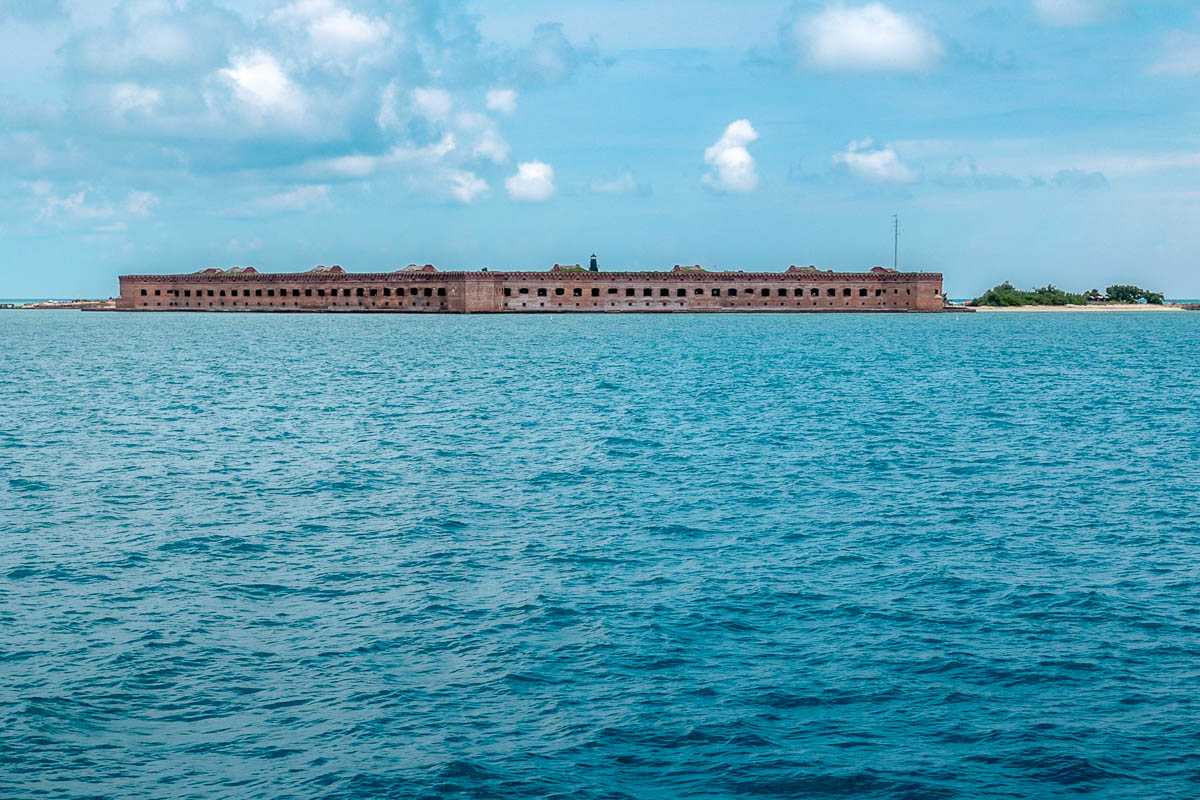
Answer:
892;214;899;270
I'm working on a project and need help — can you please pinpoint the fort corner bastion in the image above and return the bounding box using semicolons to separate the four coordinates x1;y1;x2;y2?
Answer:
117;264;947;313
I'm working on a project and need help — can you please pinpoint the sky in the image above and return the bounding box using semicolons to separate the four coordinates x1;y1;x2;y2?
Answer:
3;0;1200;298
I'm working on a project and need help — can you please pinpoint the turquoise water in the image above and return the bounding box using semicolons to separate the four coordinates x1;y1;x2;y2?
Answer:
2;311;1199;799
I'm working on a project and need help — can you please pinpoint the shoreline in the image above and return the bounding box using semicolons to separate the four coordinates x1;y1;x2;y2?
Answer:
967;304;1190;312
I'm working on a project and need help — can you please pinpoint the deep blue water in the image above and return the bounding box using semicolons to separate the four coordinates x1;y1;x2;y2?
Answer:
2;310;1200;800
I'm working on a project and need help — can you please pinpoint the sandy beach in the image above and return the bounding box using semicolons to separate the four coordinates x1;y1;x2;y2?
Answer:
966;304;1191;312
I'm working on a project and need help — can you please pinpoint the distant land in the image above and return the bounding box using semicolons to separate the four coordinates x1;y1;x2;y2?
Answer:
967;283;1182;310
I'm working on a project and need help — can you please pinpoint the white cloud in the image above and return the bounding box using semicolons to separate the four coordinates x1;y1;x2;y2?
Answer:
591;172;638;195
1031;0;1115;27
412;87;453;123
111;83;161;115
126;190;159;217
505;161;556;202
1149;31;1200;76
703;119;759;194
220;51;307;121
302;134;458;179
456;112;509;163
834;139;919;183
444;170;489;203
486;88;518;115
798;3;942;72
269;0;389;63
233;184;331;217
403;170;489;204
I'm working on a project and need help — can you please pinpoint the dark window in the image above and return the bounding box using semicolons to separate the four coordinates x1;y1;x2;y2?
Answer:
356;288;365;297
504;288;512;296
591;288;600;297
437;288;446;297
424;287;433;297
219;290;225;297
607;287;618;295
155;289;161;296
811;288;819;296
762;288;770;297
859;288;867;297
906;288;911;295
255;289;262;297
660;288;670;297
140;289;147;296
712;288;720;296
264;289;272;297
643;288;653;297
369;288;377;297
827;288;836;297
339;288;348;297
573;288;582;297
555;287;565;296
537;288;547;297
184;290;191;297
382;288;390;296
318;289;325;297
843;288;851;297
626;288;635;297
519;287;529;294
305;289;312;297
694;288;703;295
778;288;787;297
794;288;803;296
677;288;686;297
875;289;882;296
729;288;738;296
410;287;419;295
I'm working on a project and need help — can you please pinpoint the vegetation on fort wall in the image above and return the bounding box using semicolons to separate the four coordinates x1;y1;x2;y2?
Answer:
970;282;1165;306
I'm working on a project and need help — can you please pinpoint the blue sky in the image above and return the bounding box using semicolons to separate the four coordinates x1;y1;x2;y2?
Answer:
3;0;1200;298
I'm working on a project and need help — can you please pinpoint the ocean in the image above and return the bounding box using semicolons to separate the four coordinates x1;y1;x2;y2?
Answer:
2;310;1199;799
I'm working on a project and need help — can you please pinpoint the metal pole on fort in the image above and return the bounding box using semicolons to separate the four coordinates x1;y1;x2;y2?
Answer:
893;214;899;270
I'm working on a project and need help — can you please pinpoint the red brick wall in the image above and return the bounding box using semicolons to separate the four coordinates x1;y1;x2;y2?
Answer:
117;271;945;313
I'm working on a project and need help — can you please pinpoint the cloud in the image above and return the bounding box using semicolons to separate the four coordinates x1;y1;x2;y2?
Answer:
220;50;308;122
1149;31;1200;76
1031;0;1116;27
110;82;161;115
268;0;390;65
797;3;942;72
25;182;159;228
833;139;919;183
517;23;602;85
486;88;517;115
63;1;244;77
302;134;458;179
458;112;510;163
936;156;1022;189
442;170;490;203
412;87;453;123
1051;169;1109;190
591;171;638;195
505;161;556;202
703;120;759;194
231;184;331;217
125;190;159;217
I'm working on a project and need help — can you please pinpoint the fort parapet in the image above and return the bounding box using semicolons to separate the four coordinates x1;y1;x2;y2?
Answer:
117;265;946;313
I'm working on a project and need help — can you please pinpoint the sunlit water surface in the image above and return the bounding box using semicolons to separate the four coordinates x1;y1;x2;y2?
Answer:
2;311;1199;799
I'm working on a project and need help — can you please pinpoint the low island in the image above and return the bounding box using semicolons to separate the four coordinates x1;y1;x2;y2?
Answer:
966;283;1187;311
